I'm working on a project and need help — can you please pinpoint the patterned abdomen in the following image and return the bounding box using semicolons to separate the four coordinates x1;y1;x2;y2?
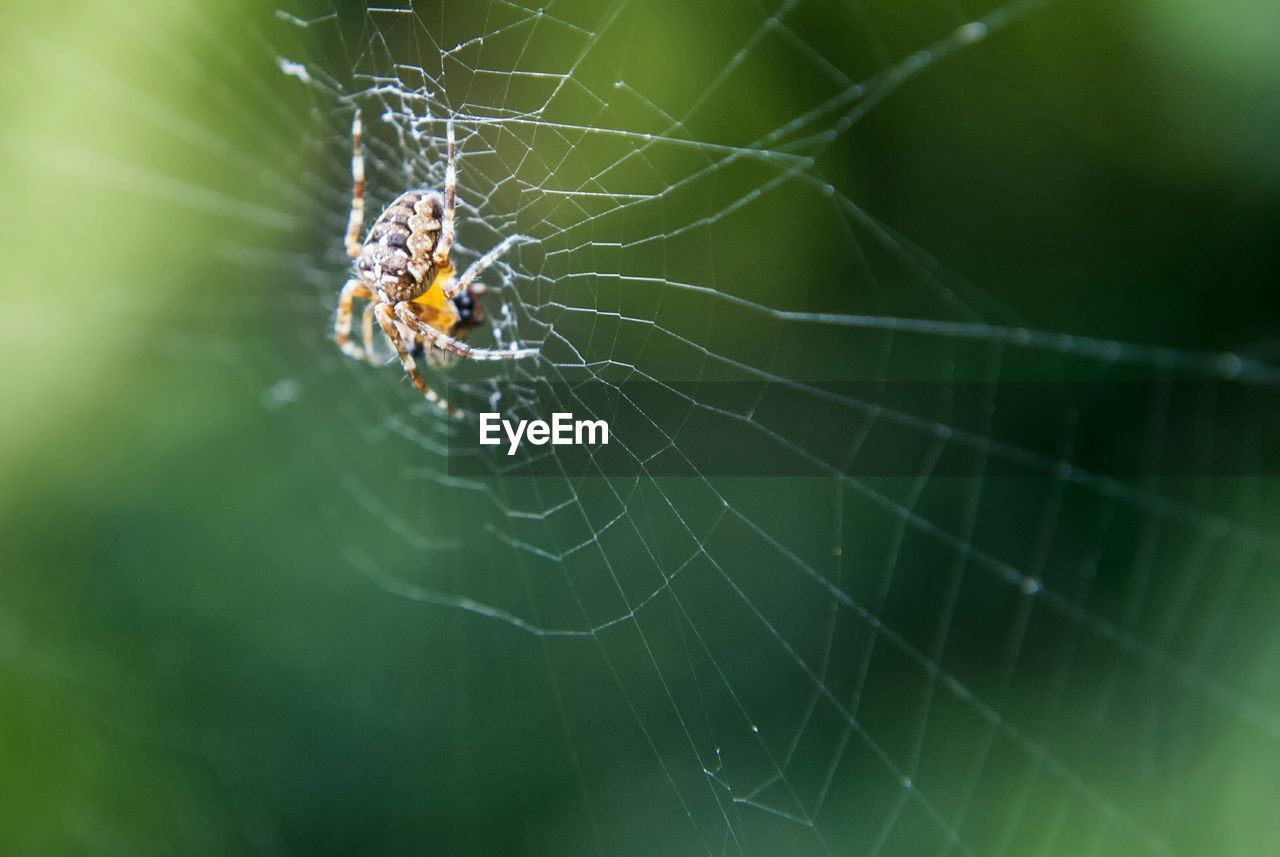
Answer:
356;190;445;302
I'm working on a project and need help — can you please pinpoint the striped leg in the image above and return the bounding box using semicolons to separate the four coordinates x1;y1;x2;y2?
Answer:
374;303;464;418
335;278;373;359
360;301;385;365
394;301;537;361
402;301;460;367
443;233;531;300
344;113;366;259
432;119;456;268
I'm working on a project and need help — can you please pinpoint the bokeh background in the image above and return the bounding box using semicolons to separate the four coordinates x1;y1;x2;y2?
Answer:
2;0;1279;854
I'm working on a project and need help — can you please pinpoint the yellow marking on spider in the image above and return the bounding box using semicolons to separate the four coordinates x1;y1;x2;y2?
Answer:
413;263;456;304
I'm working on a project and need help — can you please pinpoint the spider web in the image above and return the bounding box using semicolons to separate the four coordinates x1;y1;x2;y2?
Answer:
205;0;1280;852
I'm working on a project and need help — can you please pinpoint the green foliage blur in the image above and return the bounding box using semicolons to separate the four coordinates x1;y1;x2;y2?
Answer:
1;0;1278;854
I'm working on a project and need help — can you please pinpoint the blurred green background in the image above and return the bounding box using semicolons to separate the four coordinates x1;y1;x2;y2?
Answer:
1;0;1279;854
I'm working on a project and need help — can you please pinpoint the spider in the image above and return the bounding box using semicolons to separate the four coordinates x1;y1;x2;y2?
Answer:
333;113;537;416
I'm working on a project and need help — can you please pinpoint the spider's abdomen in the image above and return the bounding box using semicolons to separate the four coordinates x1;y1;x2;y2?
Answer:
356;190;445;302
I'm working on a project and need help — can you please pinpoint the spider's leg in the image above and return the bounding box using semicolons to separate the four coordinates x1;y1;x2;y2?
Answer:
432;119;456;267
344;113;366;259
374;303;464;418
394;302;537;361
420;334;456;368
443;233;532;300
401;301;459;367
335;278;373;359
360;302;385;365
397;320;427;362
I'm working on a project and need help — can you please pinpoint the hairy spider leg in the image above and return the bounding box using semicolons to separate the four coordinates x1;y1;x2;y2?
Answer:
443;233;532;300
373;303;464;418
394;301;537;361
432;119;457;268
344;113;365;259
360;302;386;365
334;278;373;359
